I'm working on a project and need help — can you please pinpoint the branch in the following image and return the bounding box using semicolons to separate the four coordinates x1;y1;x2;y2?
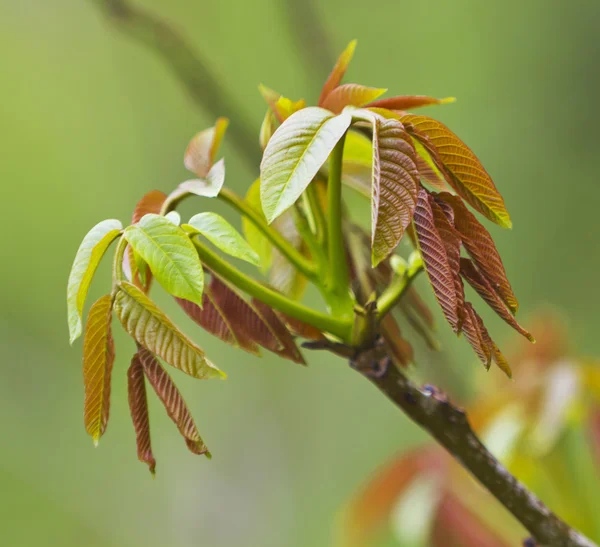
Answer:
90;0;260;169
348;340;597;547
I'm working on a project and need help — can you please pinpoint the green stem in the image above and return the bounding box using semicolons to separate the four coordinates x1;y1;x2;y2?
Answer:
306;181;327;246
112;235;128;290
376;263;423;318
292;204;327;276
192;237;353;341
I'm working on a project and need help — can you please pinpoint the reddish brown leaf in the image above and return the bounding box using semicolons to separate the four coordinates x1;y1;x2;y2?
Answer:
318;40;357;106
127;353;156;474
368;95;455;111
460;258;533;342
402;114;512;228
82;294;115;445
137;348;210;456
404;286;436;330
370;115;420;265
184;118;228;178
321;83;386;114
413;187;460;331
276;312;325;341
380;314;414;367
251;299;306;365
438;192;518;313
462;302;492;369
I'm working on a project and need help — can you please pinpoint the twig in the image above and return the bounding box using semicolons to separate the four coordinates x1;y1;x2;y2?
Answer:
90;0;260;168
349;339;597;547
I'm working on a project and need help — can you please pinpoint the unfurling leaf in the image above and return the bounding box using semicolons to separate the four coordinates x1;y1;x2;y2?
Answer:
176;274;260;355
184;118;229;177
179;158;226;198
258;85;306;123
127;354;156;474
437;193;518;313
460;258;533;342
321;84;386;114
137;348;210;456
318;40;357;106
413;188;460;330
124;214;204;306
260;107;352;223
186;212;260;266
367;95;455;111
67;219;122;344
370;115;419;266
82;295;115;445
402;114;512;228
114;281;224;379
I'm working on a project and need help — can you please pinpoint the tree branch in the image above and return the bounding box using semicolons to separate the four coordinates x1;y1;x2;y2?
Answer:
349;339;597;547
90;0;260;169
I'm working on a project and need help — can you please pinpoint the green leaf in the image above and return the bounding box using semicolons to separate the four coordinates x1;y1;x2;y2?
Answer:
164;211;181;225
185;212;260;266
179;158;225;198
124;214;204;306
242;179;272;273
114;281;224;379
82;294;115;445
67;219;122;344
260;107;352;223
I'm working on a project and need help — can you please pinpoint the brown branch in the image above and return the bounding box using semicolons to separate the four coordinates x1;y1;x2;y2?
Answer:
90;0;260;169
349;339;597;547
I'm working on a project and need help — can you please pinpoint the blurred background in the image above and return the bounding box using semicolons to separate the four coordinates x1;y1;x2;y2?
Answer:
1;0;599;545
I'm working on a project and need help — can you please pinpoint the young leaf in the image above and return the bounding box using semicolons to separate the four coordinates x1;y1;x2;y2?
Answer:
132;190;168;223
402;114;512;228
318;40;357;106
82;294;115;446
462;302;492;369
260;107;352;223
437;193;518;313
179;158;225;198
413;188;460;331
176;274;260;355
114;281;224;379
460;258;533;342
258;85;306;123
251;299;305;364
127;353;156;474
276;312;325;341
124;214;205;306
412;137;449;191
184;118;229;177
137;348;210;456
370;115;420;266
67;219;122;344
367;95;455;111
241;179;273;273
380;314;414;367
340;130;372;197
321;84;387;114
259;108;278;151
185;212;260;266
164;211;181;226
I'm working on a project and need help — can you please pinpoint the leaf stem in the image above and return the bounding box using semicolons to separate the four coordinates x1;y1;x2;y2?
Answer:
376;262;424;318
191;237;353;342
306;181;327;246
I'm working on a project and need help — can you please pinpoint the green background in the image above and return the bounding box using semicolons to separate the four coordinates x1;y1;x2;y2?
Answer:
1;1;599;545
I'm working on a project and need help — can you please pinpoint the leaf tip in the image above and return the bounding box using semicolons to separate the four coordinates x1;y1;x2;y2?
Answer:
440;97;457;104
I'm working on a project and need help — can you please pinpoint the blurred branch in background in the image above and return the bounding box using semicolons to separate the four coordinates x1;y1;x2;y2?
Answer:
90;0;260;168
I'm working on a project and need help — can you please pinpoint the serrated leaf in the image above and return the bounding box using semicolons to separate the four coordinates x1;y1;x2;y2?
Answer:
462;302;492;368
137;348;210;456
368;95;455;111
67;219;122;344
114;281;224;379
402;114;512;228
179;158;226;198
260;107;352;223
321;84;386;114
370;115;420;266
251;299;305;364
186;212;260;266
413;188;460;330
124;214;204;306
82;294;115;445
437;193;518;313
175;274;260;355
318;40;357;106
460;258;533;342
127;353;156;474
184;118;228;177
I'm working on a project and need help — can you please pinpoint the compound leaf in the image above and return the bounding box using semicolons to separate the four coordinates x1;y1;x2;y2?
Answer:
114;281;224;379
67;219;122;344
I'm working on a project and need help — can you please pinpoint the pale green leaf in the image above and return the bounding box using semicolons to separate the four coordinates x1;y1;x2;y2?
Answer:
179;158;225;198
114;281;224;379
164;211;181;225
260;107;352;223
124;214;204;305
67;219;122;344
185;212;260;266
242;179;272;273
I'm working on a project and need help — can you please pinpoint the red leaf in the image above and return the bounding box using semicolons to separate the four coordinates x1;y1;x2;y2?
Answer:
321;83;386;114
318;40;357;106
462;302;492;368
368;95;455;111
127;353;156;474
